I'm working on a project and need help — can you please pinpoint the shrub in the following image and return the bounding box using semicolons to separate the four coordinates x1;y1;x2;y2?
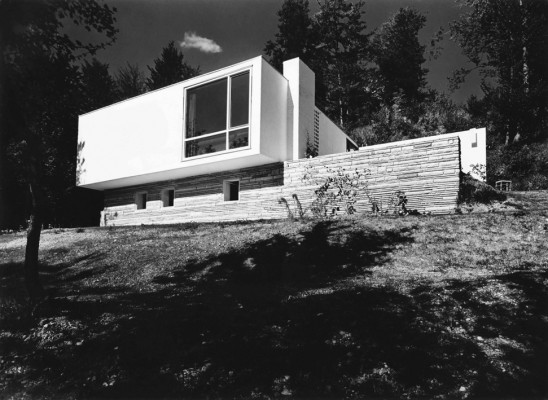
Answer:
302;166;370;217
487;141;548;190
460;173;506;204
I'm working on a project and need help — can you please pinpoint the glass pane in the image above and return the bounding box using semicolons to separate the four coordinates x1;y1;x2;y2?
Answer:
185;133;226;158
230;72;249;128
228;128;248;149
186;78;227;138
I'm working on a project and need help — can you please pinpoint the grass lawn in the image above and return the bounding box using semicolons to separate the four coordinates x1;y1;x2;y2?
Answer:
1;192;547;399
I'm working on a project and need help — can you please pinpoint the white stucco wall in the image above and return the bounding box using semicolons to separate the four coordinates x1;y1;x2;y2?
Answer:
283;58;315;160
459;128;487;180
316;108;354;156
259;59;289;161
77;55;359;190
77;56;284;190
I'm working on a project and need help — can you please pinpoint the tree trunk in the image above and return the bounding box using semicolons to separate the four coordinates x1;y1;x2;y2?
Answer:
519;0;529;94
0;30;7;229
24;181;45;299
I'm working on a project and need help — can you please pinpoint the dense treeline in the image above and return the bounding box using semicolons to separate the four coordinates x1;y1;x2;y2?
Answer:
265;0;548;190
0;7;197;231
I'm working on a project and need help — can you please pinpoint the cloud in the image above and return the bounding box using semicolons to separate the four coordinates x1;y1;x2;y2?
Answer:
180;32;222;53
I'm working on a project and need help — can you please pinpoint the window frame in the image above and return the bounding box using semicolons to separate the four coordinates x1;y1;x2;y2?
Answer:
182;68;252;161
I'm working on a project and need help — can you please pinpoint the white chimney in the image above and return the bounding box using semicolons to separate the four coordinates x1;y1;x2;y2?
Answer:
283;58;315;160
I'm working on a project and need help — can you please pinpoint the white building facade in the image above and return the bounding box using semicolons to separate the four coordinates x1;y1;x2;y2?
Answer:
77;56;485;226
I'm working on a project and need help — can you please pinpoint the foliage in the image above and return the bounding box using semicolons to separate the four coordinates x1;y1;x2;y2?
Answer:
0;0;117;229
450;0;548;145
302;166;371;217
264;0;317;71
312;0;373;130
372;7;428;104
470;163;486;182
115;62;146;101
80;58;118;113
487;141;548;190
305;131;318;158
147;41;199;91
350;92;471;146
389;190;409;215
0;0;118;297
459;173;507;204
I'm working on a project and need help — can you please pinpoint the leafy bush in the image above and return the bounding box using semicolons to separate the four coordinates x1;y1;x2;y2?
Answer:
303;166;370;217
460;173;506;204
487;141;548;190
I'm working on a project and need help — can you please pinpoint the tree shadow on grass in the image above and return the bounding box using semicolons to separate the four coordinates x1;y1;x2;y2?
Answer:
1;221;547;398
410;269;548;398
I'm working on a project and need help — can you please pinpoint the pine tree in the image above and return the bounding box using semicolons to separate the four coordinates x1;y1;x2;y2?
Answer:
372;7;428;104
264;0;317;71
81;58;117;113
451;0;548;145
147;41;199;90
313;0;373;129
115;62;146;100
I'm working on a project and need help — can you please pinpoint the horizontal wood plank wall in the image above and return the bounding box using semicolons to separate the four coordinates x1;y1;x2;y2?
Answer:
101;136;460;226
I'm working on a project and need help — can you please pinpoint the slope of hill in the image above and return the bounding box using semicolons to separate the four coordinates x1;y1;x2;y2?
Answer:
1;192;547;399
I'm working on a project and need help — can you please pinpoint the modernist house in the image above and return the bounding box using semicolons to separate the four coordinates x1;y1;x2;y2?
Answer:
77;56;485;226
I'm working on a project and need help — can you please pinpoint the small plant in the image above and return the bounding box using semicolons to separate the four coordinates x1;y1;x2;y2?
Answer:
389;191;409;215
470;163;486;181
460;172;506;204
305;131;318;158
292;194;305;219
303;165;371;218
278;197;295;220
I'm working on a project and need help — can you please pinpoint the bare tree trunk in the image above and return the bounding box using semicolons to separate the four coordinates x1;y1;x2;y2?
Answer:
0;33;7;229
520;0;529;94
24;165;45;299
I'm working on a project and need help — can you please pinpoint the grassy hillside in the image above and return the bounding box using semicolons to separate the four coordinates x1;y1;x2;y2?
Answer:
1;192;547;399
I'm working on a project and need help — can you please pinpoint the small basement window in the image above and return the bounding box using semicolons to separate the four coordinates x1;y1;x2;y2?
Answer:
162;188;175;207
224;180;239;201
136;192;147;210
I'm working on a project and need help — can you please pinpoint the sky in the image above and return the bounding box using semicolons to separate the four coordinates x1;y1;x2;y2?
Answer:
91;0;481;103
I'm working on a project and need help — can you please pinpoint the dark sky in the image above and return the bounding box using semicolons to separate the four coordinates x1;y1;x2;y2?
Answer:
93;0;480;103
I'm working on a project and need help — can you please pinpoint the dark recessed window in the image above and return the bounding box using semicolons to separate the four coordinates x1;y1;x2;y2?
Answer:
186;79;227;138
162;189;175;207
224;180;239;201
136;192;147;210
185;71;250;158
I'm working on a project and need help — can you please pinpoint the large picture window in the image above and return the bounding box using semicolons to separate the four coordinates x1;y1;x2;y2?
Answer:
185;71;250;158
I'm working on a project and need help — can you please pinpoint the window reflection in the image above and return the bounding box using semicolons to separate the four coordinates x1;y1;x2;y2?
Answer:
230;72;249;128
229;128;249;149
186;79;227;138
185;133;226;158
185;70;250;158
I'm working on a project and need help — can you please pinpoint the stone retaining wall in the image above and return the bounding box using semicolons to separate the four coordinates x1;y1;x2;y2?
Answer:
101;134;461;226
